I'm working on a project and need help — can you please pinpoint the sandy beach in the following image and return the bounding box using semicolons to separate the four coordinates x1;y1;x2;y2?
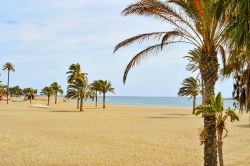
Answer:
0;100;249;166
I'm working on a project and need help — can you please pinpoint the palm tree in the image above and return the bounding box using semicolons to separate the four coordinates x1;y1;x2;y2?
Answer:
9;86;23;97
178;77;199;114
66;63;87;83
50;82;64;104
90;80;101;107
66;63;87;109
23;88;36;104
41;86;54;106
222;1;250;112
114;1;231;164
184;48;207;104
98;80;114;109
0;84;6;98
3;62;15;104
66;78;91;112
227;0;250;51
196;92;239;166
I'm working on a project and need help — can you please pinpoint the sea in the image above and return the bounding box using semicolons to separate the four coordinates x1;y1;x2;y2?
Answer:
78;96;235;108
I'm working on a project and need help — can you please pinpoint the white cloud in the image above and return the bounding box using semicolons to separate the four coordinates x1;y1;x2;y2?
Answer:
0;0;233;97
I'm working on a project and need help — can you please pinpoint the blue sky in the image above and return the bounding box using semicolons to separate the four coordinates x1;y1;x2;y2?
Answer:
0;0;233;97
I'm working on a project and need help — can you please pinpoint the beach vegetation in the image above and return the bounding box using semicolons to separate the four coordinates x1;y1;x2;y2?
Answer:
41;86;54;106
66;77;92;112
90;80;102;107
51;82;64;104
66;63;87;109
196;92;239;166
98;80;115;109
23;88;37;104
178;77;199;114
3;62;15;104
114;1;231;164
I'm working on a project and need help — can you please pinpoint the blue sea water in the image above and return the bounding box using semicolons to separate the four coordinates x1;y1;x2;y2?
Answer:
82;96;235;108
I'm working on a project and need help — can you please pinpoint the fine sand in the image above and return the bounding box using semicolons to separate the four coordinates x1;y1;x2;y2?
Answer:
0;99;249;166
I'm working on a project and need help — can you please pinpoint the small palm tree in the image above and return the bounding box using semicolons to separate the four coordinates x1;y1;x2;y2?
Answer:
0;84;6;98
196;92;239;166
41;86;54;106
98;80;115;109
23;88;36;104
90;80;101;107
178;77;200;114
50;82;64;104
9;86;23;97
3;62;15;104
66;78;91;112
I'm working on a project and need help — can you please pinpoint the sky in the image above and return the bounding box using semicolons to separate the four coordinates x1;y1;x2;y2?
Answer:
0;0;233;97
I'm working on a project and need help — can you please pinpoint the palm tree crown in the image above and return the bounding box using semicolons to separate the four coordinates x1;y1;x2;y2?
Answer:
3;62;15;72
114;0;229;83
99;80;114;94
178;77;199;97
66;63;87;83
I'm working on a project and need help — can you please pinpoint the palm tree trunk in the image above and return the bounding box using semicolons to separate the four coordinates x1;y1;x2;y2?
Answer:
103;93;106;109
77;98;80;109
30;98;32;104
48;96;50;106
218;132;224;166
6;70;10;104
80;98;83;111
95;91;98;107
200;52;219;166
55;93;57;104
192;96;196;114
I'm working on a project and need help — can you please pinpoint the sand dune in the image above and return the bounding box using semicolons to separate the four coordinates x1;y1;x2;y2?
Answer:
0;100;249;166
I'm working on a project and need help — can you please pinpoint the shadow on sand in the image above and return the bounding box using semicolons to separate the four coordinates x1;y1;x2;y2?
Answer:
146;116;180;119
51;110;81;113
234;124;250;128
51;108;101;113
162;113;190;116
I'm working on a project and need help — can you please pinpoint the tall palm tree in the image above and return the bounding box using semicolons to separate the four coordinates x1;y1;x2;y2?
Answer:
66;78;91;112
3;62;15;104
50;82;64;104
222;0;250;112
66;63;87;109
41;86;54;106
227;0;250;51
90;80;101;107
178;77;200;114
196;92;239;166
114;1;231;165
98;80;114;109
